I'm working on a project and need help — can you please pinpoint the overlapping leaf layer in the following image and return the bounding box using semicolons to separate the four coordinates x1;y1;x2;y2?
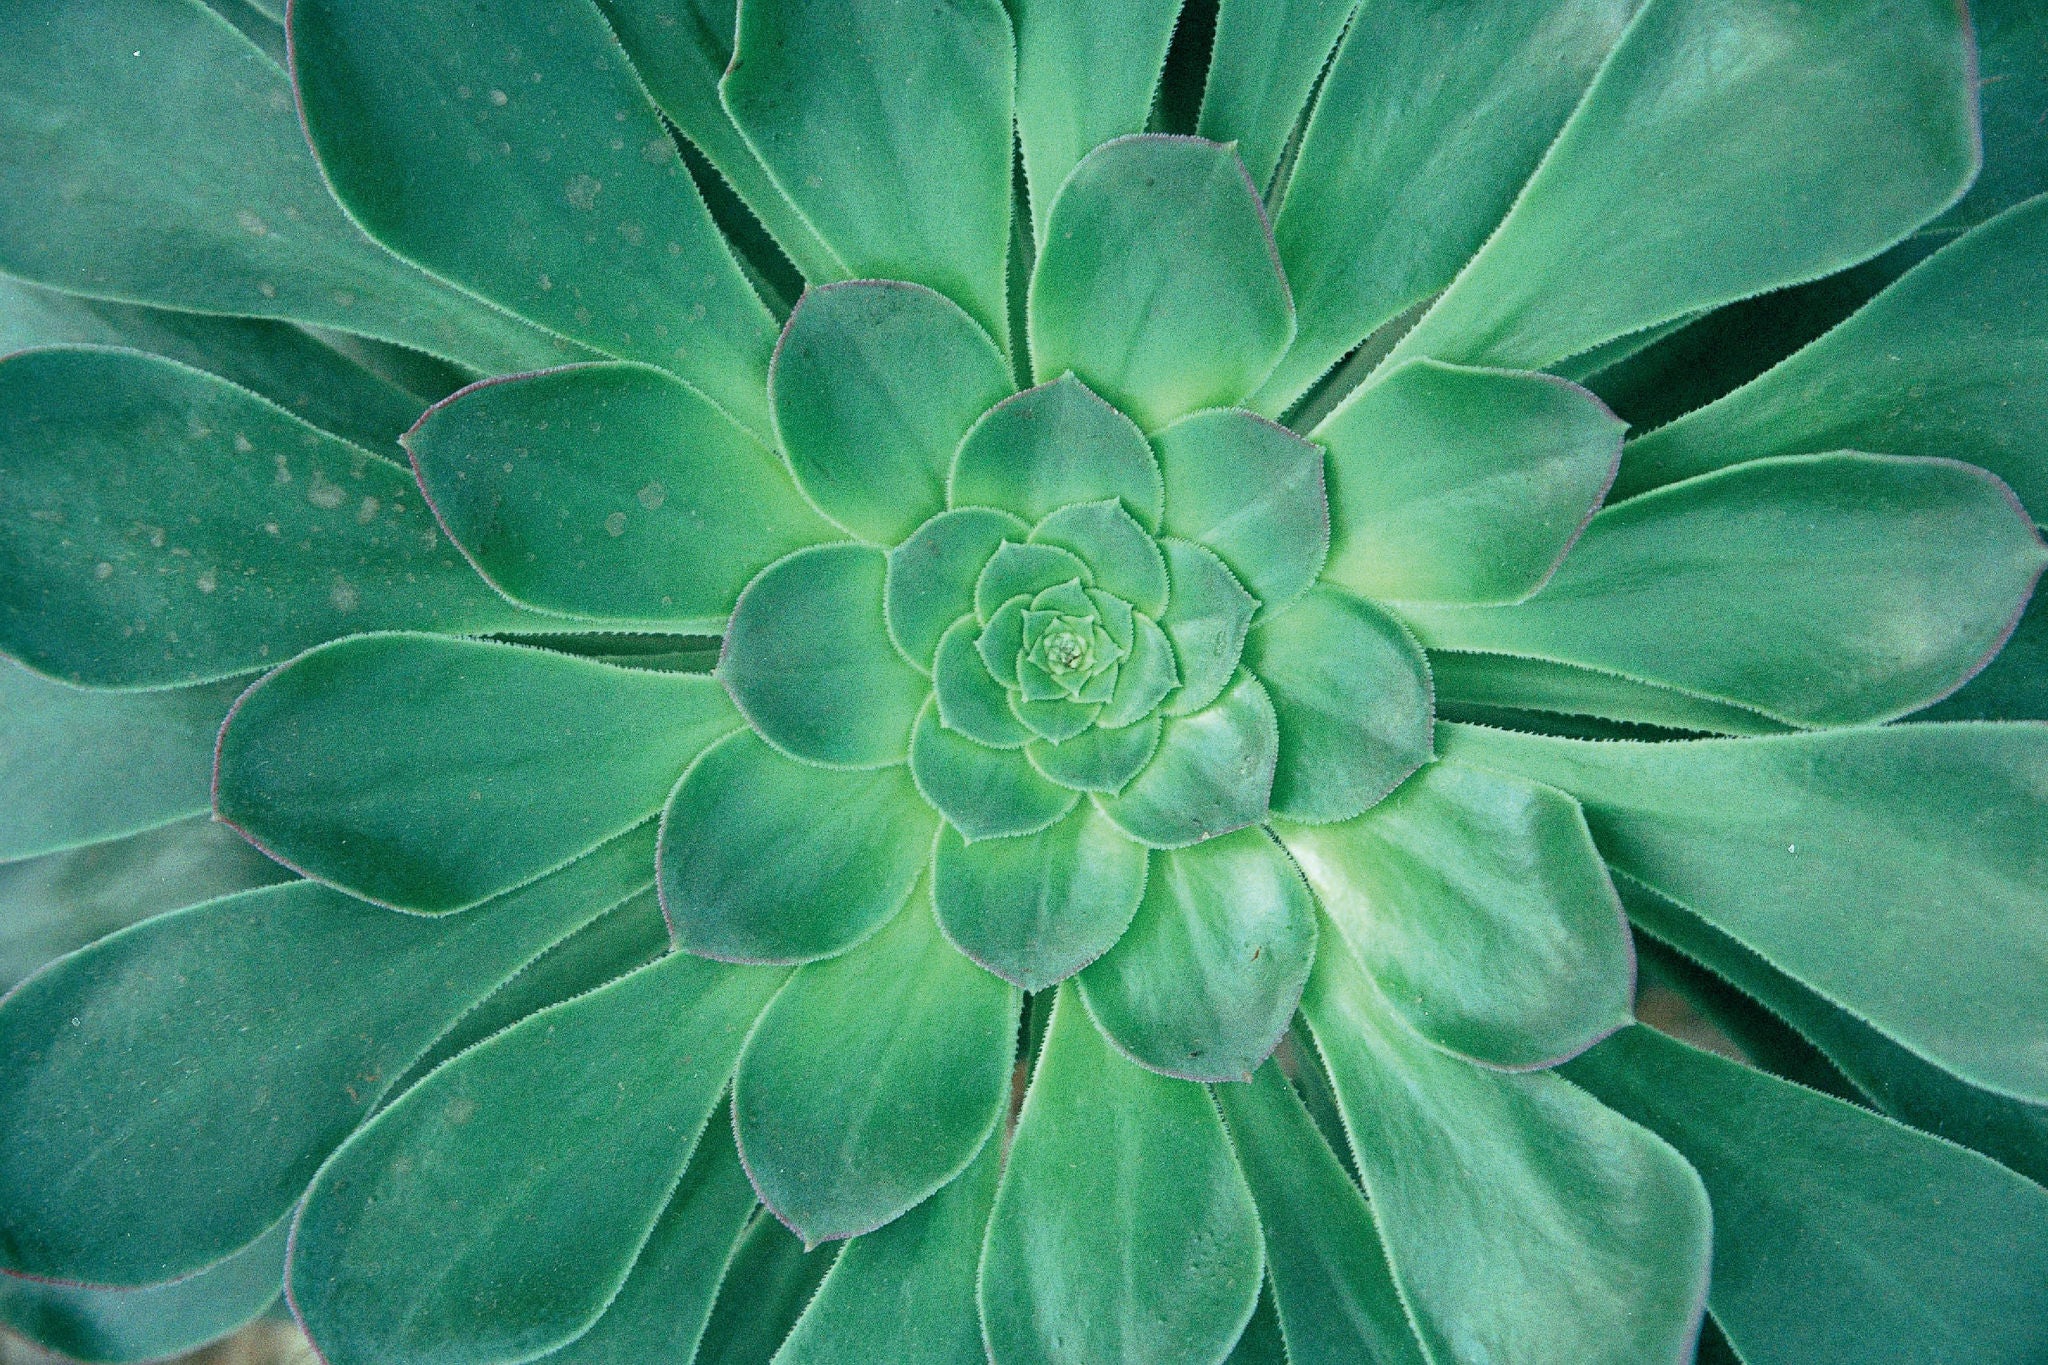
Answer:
2;0;2047;1362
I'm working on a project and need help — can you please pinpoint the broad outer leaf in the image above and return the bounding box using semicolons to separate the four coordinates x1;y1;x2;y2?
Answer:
1314;359;1625;605
1099;671;1277;848
950;375;1165;531
776;1132;1000;1365
595;0;842;282
723;0;1015;346
1013;0;1184;241
1197;0;1359;191
0;0;569;374
980;986;1263;1365
1931;0;2048;231
0;666;241;862
1078;827;1315;1081
0;349;532;688
0;816;289;995
718;544;931;768
659;728;934;963
1405;455;2048;728
291;0;778;433
409;363;838;627
216;633;736;912
1386;0;1979;372
290;952;785;1365
1032;136;1294;431
1302;933;1712;1365
1258;0;1640;413
0;830;655;1284
1620;872;2048;1189
0;1218;286;1365
1281;760;1634;1070
735;891;1017;1243
1442;721;2048;1104
932;803;1148;990
1619;194;2048;513
0;276;438;455
773;282;1016;544
1154;409;1328;619
1566;1025;2048;1365
1213;1064;1427;1365
1245;586;1432;824
538;1119;759;1365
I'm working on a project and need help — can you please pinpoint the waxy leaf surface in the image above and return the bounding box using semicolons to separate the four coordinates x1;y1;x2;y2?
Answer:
292;0;777;432
410;362;837;627
980;987;1263;1365
1032;137;1293;432
735;892;1017;1243
1444;721;2048;1103
290;951;785;1365
950;376;1164;530
0;350;531;688
0;831;654;1284
1154;409;1327;620
216;634;735;912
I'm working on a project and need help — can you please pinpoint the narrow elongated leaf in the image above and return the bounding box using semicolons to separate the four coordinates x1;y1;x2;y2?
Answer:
0;666;240;862
1442;721;2048;1104
1197;0;1358;191
1567;1025;2048;1365
1302;934;1711;1365
1014;0;1185;240
1079;826;1314;1080
0;829;655;1285
659;729;934;963
539;1121;759;1365
1429;650;1791;737
1032;137;1293;431
950;375;1166;530
1258;0;1641;413
981;986;1263;1365
1213;1065;1427;1365
1406;455;2048;728
1387;0;1979;373
736;892;1017;1242
697;1214;838;1365
595;0;842;281
0;349;534;688
0;816;289;993
724;0;1014;346
774;282;1016;544
1281;760;1633;1069
718;544;931;768
1099;671;1276;848
292;0;777;433
291;952;785;1365
1314;359;1625;605
216;633;736;912
409;363;837;626
1620;873;2048;1189
776;1133;999;1365
1245;586;1432;824
0;1218;285;1365
1154;410;1327;620
932;804;1148;990
0;278;435;454
0;0;569;374
1620;195;2048;512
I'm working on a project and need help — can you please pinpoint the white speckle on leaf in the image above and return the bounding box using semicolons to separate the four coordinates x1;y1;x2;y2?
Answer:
93;561;113;581
196;568;217;593
330;580;359;612
637;481;666;511
489;89;508;105
236;210;268;236
233;433;254;454
307;473;347;510
605;511;628;537
565;174;601;210
357;496;381;524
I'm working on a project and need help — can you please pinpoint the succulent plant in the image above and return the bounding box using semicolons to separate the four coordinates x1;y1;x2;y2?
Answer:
4;0;2048;1362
